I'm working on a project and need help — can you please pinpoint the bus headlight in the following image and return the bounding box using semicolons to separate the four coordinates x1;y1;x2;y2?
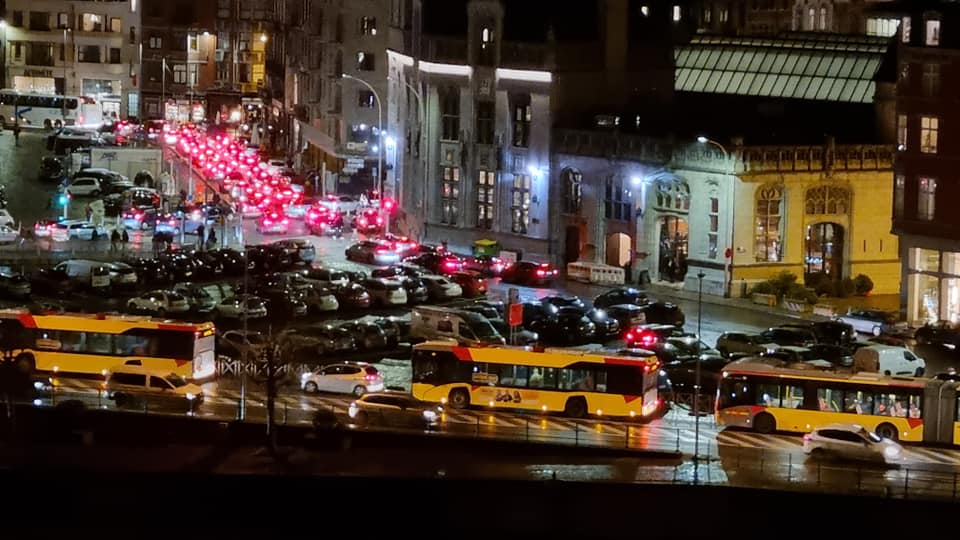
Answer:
186;393;196;401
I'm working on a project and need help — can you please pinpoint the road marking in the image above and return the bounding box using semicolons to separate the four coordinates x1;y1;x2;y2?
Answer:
717;430;802;451
906;447;960;465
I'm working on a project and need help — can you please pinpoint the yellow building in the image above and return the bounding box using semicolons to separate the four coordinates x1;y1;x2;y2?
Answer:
729;142;900;295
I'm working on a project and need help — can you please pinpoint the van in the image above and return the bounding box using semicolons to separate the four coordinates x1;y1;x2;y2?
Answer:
103;262;138;288
105;364;204;412
852;344;926;376
53;259;111;290
410;306;506;346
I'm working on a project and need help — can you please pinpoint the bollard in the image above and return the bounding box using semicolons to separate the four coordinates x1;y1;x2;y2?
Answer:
787;453;792;482
904;468;910;499
675;428;680;452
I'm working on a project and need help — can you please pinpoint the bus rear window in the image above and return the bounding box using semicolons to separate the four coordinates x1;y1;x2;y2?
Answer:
66;98;79;110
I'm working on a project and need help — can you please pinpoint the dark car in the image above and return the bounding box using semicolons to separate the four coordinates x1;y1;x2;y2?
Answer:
593;287;650;309
781;321;855;346
529;309;596;345
400;277;429;304
289;325;357;356
123;257;170;287
245;244;292;273
499;261;558;287
559;306;620;341
661;355;730;396
157;252;200;282
759;327;818;347
271;239;316;265
337;321;389;351
369;317;403;348
462;255;506;277
342;269;369;283
604;304;648;330
805;344;855;368
207;248;248;275
0;270;31;298
187;249;225;280
489;319;538;345
449;271;488;298
520;301;560;331
39;156;66;183
256;287;309;318
29;267;74;296
403;252;463;275
541;295;586;310
639;302;686;328
331;282;372;309
914;321;960;348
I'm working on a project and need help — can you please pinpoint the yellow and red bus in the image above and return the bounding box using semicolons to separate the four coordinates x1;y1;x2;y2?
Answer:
716;358;935;442
411;341;661;419
0;309;217;381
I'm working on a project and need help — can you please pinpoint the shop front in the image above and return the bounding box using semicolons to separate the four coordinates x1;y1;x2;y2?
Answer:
906;247;960;325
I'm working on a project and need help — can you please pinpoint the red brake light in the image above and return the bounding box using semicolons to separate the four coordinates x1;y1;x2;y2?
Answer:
376;248;389;254
536;270;545;276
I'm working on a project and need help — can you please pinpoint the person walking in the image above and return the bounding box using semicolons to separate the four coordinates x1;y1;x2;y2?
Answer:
12;122;21;147
110;228;121;254
121;228;129;254
206;228;217;251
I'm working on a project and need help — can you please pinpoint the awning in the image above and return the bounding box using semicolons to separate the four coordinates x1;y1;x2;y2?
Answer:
298;120;339;157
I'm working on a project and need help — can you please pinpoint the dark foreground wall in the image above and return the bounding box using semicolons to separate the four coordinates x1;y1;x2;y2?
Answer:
0;470;951;537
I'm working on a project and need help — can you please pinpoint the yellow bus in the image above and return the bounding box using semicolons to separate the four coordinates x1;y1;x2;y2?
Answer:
411;341;662;419
0;309;217;381
716;358;929;441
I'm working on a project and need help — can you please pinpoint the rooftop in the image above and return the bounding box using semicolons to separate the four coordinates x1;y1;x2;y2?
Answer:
675;33;893;104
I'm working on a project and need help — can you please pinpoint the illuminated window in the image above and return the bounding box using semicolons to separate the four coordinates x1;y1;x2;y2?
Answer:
919;177;937;221
920;116;939;154
897;114;907;150
894;175;905;218
356;51;375;71
902;16;911;43
359;16;377;36
511;174;531;234
173;64;187;84
708;197;719;259
672;5;681;22
926;20;941;46
441;167;460;225
805;185;850;215
477;170;495;230
754;185;783;262
561;169;582;214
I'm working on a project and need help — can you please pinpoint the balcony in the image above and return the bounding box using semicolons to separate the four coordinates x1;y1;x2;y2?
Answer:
739;145;895;174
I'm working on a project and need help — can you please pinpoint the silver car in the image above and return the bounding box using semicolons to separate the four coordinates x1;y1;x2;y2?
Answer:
347;392;443;430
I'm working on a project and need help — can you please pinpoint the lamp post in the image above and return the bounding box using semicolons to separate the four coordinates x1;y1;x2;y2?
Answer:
342;73;383;228
697;136;734;297
62;27;71;95
696;135;728;158
694;270;706;461
0;20;6;89
390;76;425;229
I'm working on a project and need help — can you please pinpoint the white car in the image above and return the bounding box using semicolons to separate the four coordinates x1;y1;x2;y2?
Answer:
127;290;191;316
362;278;408;307
300;363;384;396
215;295;268;320
0;225;18;243
835;309;900;336
51;220;106;242
62;177;102;197
420;274;463;300
284;203;309;219
0;209;15;228
803;423;904;465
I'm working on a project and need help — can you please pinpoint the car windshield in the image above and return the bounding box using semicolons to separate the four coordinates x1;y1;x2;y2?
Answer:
166;374;188;388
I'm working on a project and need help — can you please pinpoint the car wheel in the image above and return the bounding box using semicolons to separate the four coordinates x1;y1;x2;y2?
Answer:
353;411;369;425
563;397;588;419
876;422;898;441
753;412;776;434
872;326;882;336
809;447;825;459
114;393;128;407
304;381;318;394
353;385;367;397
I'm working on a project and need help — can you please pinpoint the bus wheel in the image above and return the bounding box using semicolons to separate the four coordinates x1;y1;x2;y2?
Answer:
14;353;35;375
448;388;470;409
876;423;898;441
563;397;587;419
753;412;776;434
114;393;127;407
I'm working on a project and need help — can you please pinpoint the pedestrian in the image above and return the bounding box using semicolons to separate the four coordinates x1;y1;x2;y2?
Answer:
12;122;20;147
110;228;121;253
206;228;217;250
196;224;205;250
152;234;161;257
121;228;129;254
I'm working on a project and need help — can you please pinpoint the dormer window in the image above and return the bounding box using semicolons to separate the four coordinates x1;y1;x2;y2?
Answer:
926;19;940;46
477;25;495;66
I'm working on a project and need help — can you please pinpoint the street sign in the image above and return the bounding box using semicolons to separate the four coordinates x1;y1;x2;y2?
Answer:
342;167;358;175
508;303;523;327
346;158;365;167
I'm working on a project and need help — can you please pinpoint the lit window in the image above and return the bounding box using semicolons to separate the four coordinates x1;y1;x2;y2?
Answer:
897;114;907;150
477;170;495;230
173;64;187;84
920;116;939;154
926;20;941;46
356;51;375;71
755;185;783;262
819;7;827;30
511;174;531;234
808;8;815;30
918;176;937;221
708;197;719;259
672;5;681;22
441;167;460;225
902;16;911;43
562;169;582;214
641;5;649;17
894;175;905;218
359;16;377;36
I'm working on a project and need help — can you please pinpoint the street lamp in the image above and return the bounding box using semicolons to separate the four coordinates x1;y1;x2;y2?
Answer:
0;20;6;89
694;270;706;461
696;135;729;157
341;73;385;230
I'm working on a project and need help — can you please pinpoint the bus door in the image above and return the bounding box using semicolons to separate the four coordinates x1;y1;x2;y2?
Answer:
923;379;958;444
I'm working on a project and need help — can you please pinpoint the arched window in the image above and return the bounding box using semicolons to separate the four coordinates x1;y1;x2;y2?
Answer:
805;185;850;215
561;168;582;214
655;182;690;211
755;184;784;262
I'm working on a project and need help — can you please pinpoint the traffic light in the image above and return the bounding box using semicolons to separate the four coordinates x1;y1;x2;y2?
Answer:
57;193;71;207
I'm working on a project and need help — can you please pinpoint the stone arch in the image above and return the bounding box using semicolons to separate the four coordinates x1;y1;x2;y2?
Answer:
804;184;850;215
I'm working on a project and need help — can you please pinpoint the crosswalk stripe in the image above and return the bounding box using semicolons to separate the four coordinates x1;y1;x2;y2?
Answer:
906;447;960;465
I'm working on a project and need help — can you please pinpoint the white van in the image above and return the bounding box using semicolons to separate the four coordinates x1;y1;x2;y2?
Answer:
410;306;506;346
105;364;204;413
53;259;111;289
852;344;926;376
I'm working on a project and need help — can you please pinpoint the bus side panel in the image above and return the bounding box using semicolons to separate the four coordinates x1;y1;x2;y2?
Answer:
33;351;191;378
764;408;922;441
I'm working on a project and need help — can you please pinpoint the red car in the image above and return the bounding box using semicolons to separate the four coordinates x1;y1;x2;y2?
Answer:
305;204;344;235
353;208;384;234
463;255;506;277
380;233;419;257
499;261;558;286
450;271;488;298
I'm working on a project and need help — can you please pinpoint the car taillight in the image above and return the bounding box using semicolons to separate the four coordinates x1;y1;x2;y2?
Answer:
536;270;546;276
364;374;378;381
263;219;272;226
282;219;289;225
803;434;812;441
376;248;389;254
376;217;383;225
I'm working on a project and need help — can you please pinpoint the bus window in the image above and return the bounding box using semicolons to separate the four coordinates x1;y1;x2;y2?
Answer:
843;390;874;415
908;395;921;418
66;98;78;110
718;377;753;408
755;383;780;407
782;384;804;409
817;388;842;412
876;393;909;417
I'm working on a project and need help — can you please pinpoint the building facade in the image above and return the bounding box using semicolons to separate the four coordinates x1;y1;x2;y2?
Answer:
3;0;141;118
140;0;217;122
890;2;960;325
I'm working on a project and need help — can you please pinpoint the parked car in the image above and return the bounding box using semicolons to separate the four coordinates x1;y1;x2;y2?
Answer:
298;286;340;313
499;261;558;286
347;392;443;430
462;255;506;276
449;271;488;298
541;295;586;310
271;239;316;264
301;363;384;396
603;304;648;331
330;283;372;309
171;282;216;312
420;274;463;301
296;267;350;288
361;277;409;307
126;290;190;316
529;308;596;345
403;252;463;275
759;327;819;347
803;423;904;465
337;321;389;351
914;320;960;348
781;321;856;346
0;269;30;298
61;176;102;197
287;325;356;356
715;331;772;358
593;288;650;309
28;267;74;296
215;295;268;320
639;302;686;327
346;240;400;265
217;330;269;360
835;309;902;336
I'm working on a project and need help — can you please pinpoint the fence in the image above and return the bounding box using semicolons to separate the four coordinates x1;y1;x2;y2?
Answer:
566;262;625;286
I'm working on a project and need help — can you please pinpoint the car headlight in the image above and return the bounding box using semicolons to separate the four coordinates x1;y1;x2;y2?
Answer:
422;410;438;420
301;372;310;381
884;445;901;458
186;392;196;400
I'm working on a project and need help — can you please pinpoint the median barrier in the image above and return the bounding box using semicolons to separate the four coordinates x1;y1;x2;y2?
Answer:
813;303;837;317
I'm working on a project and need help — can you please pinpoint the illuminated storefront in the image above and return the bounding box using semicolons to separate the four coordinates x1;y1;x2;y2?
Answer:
906;247;960;324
